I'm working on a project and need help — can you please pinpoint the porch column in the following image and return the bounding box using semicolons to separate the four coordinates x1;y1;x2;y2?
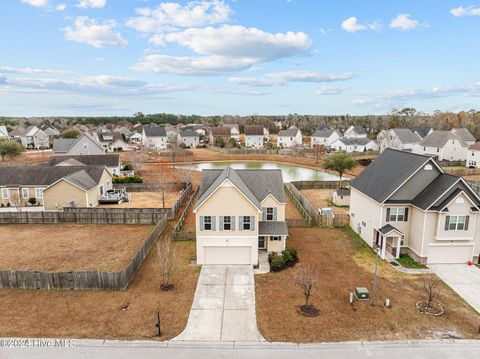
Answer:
381;235;386;260
396;235;402;259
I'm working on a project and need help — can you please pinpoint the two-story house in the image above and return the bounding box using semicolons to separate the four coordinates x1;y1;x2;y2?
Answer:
311;128;341;148
244;125;267;148
177;130;200;148
377;128;422;153
53;133;105;156
350;149;480;264
344;125;368;139
413;130;467;161
21;126;49;149
277;128;302;148
193;168;288;265
142;126;168;150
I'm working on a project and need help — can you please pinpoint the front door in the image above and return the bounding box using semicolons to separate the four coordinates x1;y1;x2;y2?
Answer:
258;236;266;249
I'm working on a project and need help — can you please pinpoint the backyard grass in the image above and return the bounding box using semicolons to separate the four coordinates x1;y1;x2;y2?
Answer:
397;254;428;269
0;224;153;272
255;226;480;342
301;188;349;214
0;237;199;340
98;190;183;209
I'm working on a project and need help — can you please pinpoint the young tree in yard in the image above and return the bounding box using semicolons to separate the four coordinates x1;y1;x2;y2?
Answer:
214;136;225;148
178;164;193;189
153;164;173;208
294;263;319;315
129;150;147;174
423;274;440;310
0;139;25;161
322;151;358;187
62;128;81;138
9;191;23;212
156;235;177;291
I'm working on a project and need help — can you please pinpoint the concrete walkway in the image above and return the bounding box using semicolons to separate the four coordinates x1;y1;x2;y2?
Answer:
429;264;480;313
173;265;264;342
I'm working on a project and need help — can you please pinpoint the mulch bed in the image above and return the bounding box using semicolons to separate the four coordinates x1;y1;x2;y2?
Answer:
416;301;445;316
297;304;320;317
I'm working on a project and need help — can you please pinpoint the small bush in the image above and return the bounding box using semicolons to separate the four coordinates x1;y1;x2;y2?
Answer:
6;202;10;207
269;253;286;272
122;163;133;171
28;197;37;205
0;203;3;207
282;247;298;263
113;175;143;183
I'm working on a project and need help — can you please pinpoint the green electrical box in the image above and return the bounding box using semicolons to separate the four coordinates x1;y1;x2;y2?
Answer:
355;287;369;300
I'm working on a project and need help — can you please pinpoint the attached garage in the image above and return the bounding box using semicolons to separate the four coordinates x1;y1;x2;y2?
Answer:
427;244;473;264
203;246;252;265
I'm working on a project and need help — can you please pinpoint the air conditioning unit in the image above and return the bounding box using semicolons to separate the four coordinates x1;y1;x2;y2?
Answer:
355;287;369;300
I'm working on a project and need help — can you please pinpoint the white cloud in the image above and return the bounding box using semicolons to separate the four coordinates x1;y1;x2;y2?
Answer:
55;3;66;11
21;0;48;7
450;6;480;16
315;85;349;95
76;0;106;9
229;71;354;87
126;0;231;33
0;65;69;75
390;14;420;30
341;17;380;32
62;17;128;48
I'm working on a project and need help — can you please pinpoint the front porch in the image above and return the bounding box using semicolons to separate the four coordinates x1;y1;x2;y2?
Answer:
258;221;289;253
374;224;404;260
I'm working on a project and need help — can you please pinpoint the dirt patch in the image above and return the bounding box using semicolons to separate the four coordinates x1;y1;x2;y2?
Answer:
285;195;303;219
301;189;349;214
0;224;152;272
98;191;183;209
0;236;199;340
255;227;480;342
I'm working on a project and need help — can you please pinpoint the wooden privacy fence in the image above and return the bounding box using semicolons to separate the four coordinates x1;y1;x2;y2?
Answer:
206;145;320;158
172;186;199;241
171;183;193;219
0;214;168;291
284;183;313;226
291;180;350;190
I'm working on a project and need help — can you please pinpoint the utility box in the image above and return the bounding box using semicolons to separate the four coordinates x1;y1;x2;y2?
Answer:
355;287;369;300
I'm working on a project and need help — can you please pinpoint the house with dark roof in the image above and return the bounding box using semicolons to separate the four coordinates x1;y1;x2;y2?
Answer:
95;129;129;152
48;154;121;175
142;125;168;150
350;149;480;264
53;133;105;156
277;127;302;148
193;168;288;265
311;128;341;148
244;125;268;148
412;127;433;139
177;130;200;148
377;128;422;153
0;165;112;210
21;126;49;149
344;125;367;139
209;127;232;146
413;130;468;161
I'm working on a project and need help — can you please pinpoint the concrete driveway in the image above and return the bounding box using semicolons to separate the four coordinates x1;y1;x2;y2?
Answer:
429;264;480;313
173;265;264;342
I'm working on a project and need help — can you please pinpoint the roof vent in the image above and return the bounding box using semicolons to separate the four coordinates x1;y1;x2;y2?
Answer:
424;164;433;171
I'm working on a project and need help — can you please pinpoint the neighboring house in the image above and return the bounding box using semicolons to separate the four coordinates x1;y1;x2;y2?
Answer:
48;154;121;176
377;128;421;153
193;167;288;265
0;165;112;210
53;133;105;156
412;127;433;139
0;125;8;139
344;125;367;139
350;149;480;264
330;137;379;153
413;130;466;161
210;127;232;146
466;142;480;168
311;128;341;148
8;126;26;142
43;127;60;146
21;126;49;149
222;124;240;141
177;130;200;148
277;128;303;148
129;131;143;144
244;125;266;148
94;129;114;151
451;128;476;148
165;124;179;142
142;126;168;150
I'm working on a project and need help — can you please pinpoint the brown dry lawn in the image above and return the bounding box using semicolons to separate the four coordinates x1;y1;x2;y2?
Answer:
301;188;349;214
0;224;152;272
0;237;199;340
255;227;480;342
285;195;303;219
98;191;182;209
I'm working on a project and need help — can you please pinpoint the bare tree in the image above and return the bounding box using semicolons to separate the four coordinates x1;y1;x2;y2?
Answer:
178;163;193;189
9;191;23;212
129;150;147;174
156;235;177;291
423;274;441;310
152;163;173;208
294;263;318;307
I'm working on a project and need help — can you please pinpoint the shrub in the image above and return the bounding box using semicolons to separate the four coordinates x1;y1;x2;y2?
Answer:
113;175;143;183
28;197;36;205
269;253;286;272
282;247;298;263
6;202;10;207
122;163;133;171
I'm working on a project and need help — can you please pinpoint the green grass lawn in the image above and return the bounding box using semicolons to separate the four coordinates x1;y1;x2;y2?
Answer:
396;254;427;269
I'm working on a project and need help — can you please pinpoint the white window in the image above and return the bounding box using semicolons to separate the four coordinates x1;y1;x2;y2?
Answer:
389;208;406;221
266;208;274;221
223;216;232;231
2;188;9;199
242;216;251;230
22;188;29;198
35;188;43;199
447;215;467;231
204;216;212;231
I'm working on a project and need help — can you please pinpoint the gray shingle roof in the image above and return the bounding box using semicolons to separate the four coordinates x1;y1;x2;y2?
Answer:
245;125;264;136
378;224;403;235
411;127;431;138
258;221;289;235
312;129;337;138
350;149;432;203
48;154;120;167
453;128;476;143
194;168;285;211
419;131;456;148
278;128;299;137
392;128;422;144
144;126;167;137
179;130;199;138
352;125;367;135
410;173;460;210
52;138;76;152
336;137;373;146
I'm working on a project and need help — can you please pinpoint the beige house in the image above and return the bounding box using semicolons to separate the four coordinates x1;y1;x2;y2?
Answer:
350;149;480;264
0;166;112;210
193;168;288;265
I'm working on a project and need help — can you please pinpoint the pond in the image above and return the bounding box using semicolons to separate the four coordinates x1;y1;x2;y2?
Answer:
176;161;343;182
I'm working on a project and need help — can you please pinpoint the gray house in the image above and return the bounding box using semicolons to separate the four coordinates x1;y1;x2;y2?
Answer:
53;133;105;156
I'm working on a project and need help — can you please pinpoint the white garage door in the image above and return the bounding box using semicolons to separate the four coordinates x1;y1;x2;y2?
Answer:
427;245;473;264
203;246;252;265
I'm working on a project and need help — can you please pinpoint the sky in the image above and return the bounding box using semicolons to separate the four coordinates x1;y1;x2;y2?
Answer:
1;0;480;117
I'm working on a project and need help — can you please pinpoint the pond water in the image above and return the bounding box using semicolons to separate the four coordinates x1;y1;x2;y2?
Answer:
176;161;343;182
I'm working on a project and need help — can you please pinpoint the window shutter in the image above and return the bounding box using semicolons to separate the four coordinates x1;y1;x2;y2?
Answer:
239;216;243;231
444;216;450;231
212;216;216;231
220;216;224;231
404;208;409;222
200;216;204;231
273;207;277;221
465;216;469;231
262;208;267;221
231;216;235;231
386;208;390;222
251;216;255;231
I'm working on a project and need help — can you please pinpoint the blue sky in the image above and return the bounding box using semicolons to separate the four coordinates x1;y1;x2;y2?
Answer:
1;0;480;116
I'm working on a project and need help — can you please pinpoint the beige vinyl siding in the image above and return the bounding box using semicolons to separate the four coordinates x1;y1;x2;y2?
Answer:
86;169;112;207
267;235;286;252
349;187;382;246
261;195;286;221
407;206;426;256
43;180;87;210
381;205;411;244
435;193;476;241
0;186;45;206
